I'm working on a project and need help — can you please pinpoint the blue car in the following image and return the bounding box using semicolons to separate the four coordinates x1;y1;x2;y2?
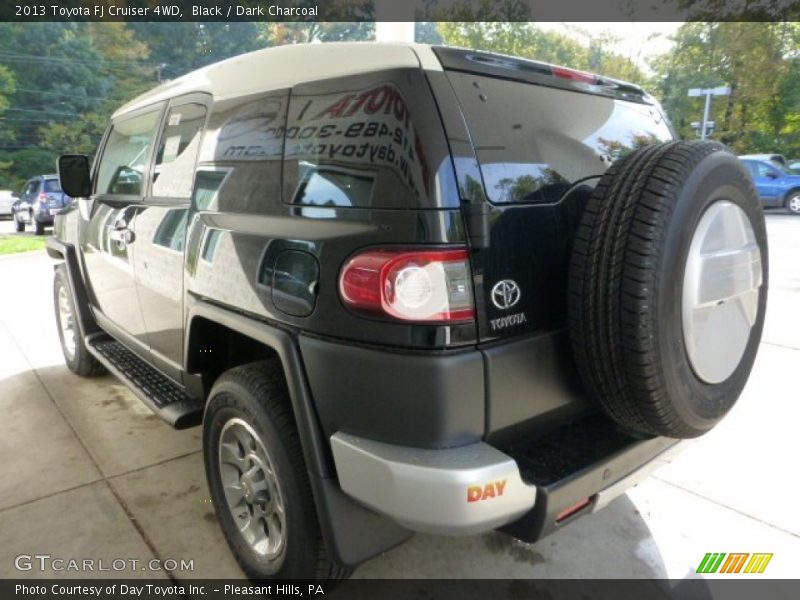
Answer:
739;158;800;215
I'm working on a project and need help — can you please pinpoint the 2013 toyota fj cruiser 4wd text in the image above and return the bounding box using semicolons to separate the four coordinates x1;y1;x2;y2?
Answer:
48;43;767;580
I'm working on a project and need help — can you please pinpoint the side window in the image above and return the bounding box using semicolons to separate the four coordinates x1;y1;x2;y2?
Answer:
152;103;207;198
22;181;36;197
153;208;190;251
95;110;161;197
755;162;777;178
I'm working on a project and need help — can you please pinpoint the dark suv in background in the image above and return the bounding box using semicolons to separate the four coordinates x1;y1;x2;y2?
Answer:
48;43;768;581
12;174;71;234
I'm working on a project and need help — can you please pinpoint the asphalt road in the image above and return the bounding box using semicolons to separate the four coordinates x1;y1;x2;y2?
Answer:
0;214;798;581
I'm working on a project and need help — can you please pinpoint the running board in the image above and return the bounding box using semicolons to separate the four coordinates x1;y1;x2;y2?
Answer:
85;334;203;429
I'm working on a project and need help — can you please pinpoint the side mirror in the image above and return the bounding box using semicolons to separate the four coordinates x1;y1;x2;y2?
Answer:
11;192;19;199
57;154;92;198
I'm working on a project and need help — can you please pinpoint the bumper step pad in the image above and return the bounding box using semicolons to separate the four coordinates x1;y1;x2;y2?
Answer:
501;414;678;542
86;334;202;429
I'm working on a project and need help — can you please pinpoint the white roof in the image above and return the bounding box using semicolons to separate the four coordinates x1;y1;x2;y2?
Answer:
113;42;442;119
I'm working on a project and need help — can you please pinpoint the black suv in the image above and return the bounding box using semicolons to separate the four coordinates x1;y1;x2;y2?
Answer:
49;43;768;580
13;174;71;235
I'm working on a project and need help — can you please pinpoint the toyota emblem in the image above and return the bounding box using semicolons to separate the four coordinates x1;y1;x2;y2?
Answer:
491;280;521;310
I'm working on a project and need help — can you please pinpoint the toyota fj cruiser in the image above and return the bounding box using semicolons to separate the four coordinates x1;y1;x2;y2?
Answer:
48;43;767;580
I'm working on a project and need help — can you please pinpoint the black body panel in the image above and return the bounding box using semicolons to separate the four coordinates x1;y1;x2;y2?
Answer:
299;334;485;449
481;330;591;444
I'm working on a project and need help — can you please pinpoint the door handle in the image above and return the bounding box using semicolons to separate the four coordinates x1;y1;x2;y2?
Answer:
109;228;135;245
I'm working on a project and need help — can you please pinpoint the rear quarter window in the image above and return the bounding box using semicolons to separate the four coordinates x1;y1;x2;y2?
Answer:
282;69;458;209
446;72;673;205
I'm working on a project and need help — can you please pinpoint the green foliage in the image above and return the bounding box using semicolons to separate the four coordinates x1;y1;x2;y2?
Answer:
259;22;374;45
435;22;648;85
0;148;58;190
651;22;800;155
0;235;47;255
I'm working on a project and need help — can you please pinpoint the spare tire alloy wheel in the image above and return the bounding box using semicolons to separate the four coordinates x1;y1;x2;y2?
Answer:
682;201;762;384
569;141;768;439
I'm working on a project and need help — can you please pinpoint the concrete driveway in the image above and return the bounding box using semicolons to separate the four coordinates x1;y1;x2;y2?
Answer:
0;215;798;580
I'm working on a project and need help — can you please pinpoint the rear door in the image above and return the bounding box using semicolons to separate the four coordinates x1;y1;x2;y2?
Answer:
132;95;209;382
80;105;163;354
432;52;674;343
751;161;782;205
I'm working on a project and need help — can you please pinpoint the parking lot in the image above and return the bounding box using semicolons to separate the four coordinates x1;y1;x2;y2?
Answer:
0;214;798;580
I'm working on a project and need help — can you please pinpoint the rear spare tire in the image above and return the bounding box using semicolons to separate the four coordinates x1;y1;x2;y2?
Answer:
568;141;768;438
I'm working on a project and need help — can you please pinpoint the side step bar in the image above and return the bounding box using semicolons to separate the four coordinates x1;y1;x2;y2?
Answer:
85;334;202;429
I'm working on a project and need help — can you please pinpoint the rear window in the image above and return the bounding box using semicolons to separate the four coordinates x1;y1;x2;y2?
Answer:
446;72;673;205
43;179;62;193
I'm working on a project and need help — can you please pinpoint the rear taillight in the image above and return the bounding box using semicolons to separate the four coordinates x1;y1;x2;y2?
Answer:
37;192;47;205
339;248;474;323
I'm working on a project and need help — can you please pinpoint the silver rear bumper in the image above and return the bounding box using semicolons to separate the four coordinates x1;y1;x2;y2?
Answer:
331;431;688;537
330;432;536;535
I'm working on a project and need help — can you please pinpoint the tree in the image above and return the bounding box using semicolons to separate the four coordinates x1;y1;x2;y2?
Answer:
259;22;374;45
131;23;263;81
435;22;647;84
651;22;800;155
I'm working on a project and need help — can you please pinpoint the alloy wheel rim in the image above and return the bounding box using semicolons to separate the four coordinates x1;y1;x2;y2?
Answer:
789;195;800;213
682;200;762;384
57;285;76;360
218;418;287;569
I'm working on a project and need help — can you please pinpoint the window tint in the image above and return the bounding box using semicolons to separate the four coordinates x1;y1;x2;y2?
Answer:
291;165;374;207
153;103;207;198
282;69;456;209
96;110;160;196
191;170;228;212
153;208;189;251
196;91;287;215
43;179;62;193
446;72;673;204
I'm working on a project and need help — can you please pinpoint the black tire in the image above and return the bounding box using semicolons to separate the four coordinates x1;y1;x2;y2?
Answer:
53;265;106;377
33;219;45;235
568;141;768;438
785;189;800;215
203;362;351;581
14;213;24;232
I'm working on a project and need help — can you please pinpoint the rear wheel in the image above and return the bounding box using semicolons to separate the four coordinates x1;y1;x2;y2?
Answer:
568;141;768;438
14;212;24;232
203;362;350;581
33;218;45;235
786;191;800;215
